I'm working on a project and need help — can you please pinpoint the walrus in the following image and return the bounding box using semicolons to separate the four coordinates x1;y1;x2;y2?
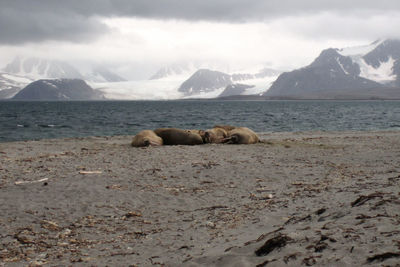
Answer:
154;128;204;145
185;129;207;142
223;127;260;144
213;125;237;132
185;129;205;136
203;127;228;143
131;130;163;147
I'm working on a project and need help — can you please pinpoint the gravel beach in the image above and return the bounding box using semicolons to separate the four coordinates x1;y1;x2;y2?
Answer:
1;131;400;266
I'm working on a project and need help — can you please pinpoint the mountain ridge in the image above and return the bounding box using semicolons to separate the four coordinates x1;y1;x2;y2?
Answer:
2;39;400;100
3;56;126;83
263;39;400;99
178;67;282;98
13;79;105;100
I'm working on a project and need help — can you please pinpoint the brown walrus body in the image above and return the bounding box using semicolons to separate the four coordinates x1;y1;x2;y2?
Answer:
204;127;228;143
185;129;205;137
131;130;163;147
154;128;204;145
224;127;259;144
185;129;207;143
213;125;237;132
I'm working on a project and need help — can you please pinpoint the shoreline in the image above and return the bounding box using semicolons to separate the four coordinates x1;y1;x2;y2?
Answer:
1;130;400;266
1;128;400;144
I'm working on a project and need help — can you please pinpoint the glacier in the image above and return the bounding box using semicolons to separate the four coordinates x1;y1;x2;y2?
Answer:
337;40;396;84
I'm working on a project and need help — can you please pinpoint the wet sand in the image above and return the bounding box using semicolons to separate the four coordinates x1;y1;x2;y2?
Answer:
0;131;399;266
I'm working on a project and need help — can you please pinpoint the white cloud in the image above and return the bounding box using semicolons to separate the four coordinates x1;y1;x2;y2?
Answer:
1;11;399;80
270;11;400;41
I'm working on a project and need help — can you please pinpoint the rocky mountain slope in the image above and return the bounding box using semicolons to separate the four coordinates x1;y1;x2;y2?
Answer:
178;69;233;97
4;57;84;80
264;39;400;99
13;79;104;100
4;57;126;83
178;68;282;98
85;66;126;83
219;84;255;98
149;62;198;80
4;40;400;100
0;72;34;99
0;57;125;99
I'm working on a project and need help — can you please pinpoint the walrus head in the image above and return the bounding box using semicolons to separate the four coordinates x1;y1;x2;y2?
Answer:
204;131;212;143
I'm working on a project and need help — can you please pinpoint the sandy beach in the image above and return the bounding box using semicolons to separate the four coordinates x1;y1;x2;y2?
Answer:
1;131;400;266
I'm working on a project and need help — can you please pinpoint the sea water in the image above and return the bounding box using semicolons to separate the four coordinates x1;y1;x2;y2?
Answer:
0;100;400;142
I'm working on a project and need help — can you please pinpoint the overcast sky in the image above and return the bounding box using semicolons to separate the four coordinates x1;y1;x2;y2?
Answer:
1;0;400;79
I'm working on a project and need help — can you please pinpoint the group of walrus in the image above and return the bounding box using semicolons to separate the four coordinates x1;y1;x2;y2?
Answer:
131;125;260;147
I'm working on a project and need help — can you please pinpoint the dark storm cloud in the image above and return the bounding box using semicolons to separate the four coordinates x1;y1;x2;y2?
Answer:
0;1;110;44
1;0;400;44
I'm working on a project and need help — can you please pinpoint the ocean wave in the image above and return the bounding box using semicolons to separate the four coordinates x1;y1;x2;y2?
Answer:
37;124;70;128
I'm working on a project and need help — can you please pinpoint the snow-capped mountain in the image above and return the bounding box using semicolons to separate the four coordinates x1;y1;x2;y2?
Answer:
140;61;282;99
149;62;198;80
219;84;255;98
149;61;237;81
177;67;282;98
4;57;84;80
10;39;400;101
85;66;126;83
13;79;105;100
264;39;400;99
232;67;282;81
178;69;233;97
337;39;400;85
0;72;34;99
0;57;126;99
93;65;282;100
3;57;126;83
